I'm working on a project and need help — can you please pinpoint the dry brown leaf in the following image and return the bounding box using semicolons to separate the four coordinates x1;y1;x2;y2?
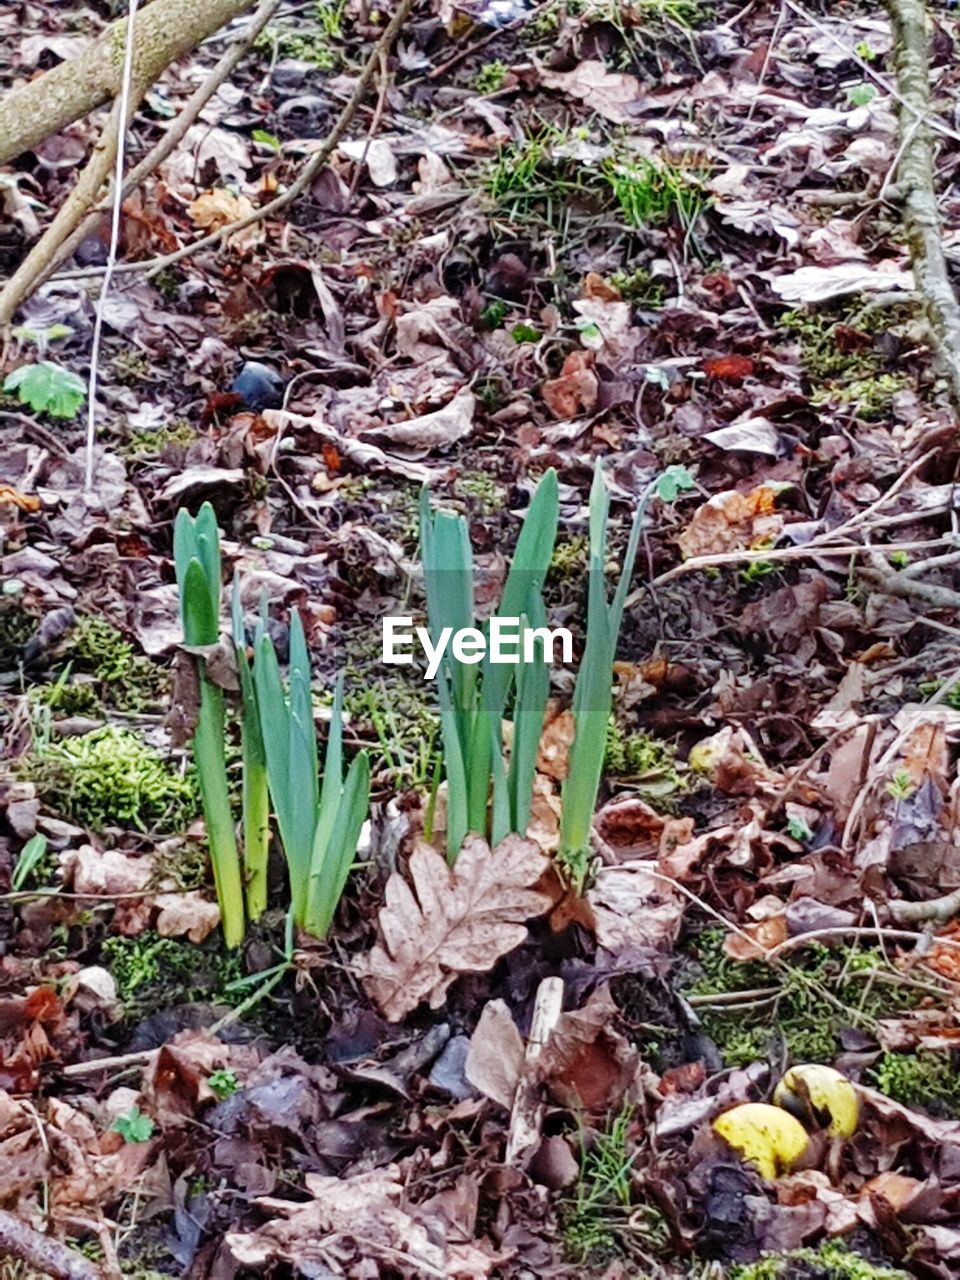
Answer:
535;704;575;779
538;59;641;123
536;987;640;1113
227;1165;505;1277
155;891;220;943
188;188;255;231
526;771;561;854
360;387;476;453
901;721;949;789
60;846;153;896
587;861;683;952
465;1000;525;1108
678;485;784;559
356;835;552;1021
723;904;788;961
541;351;598;419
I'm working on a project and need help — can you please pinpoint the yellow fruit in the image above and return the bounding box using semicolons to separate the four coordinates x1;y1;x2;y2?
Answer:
774;1063;859;1138
712;1102;810;1179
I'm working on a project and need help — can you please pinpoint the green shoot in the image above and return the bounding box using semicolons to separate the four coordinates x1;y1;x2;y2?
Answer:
174;503;245;948
231;577;270;922
420;470;558;862
559;463;643;892
253;613;370;938
12;834;48;891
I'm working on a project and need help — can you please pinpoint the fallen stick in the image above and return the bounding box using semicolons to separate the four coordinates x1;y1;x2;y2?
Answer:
0;1209;100;1280
25;0;281;303
53;0;417;284
888;0;960;405
0;0;256;168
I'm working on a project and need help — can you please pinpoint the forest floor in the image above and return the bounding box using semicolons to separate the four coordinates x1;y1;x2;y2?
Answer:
3;0;960;1277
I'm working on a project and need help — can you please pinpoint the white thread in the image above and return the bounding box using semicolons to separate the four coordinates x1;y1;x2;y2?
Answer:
84;0;141;495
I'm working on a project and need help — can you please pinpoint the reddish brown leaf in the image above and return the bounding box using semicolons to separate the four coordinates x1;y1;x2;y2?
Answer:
703;354;754;380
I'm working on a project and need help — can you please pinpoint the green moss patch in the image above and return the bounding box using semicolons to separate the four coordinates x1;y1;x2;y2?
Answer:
25;726;198;833
101;931;242;1021
730;1238;908;1279
684;931;924;1068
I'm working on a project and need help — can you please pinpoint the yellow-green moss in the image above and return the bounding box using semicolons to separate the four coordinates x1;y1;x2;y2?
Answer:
68;615;168;709
684;931;924;1068
604;719;685;801
122;419;196;460
24;726;198;833
730;1239;908;1279
101;931;242;1020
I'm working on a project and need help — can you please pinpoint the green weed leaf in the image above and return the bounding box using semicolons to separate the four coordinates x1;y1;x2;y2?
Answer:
848;83;877;107
655;465;696;504
252;128;281;152
113;1106;155;1144
4;361;86;418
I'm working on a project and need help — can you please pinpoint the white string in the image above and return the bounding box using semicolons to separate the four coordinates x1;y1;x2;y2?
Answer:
84;0;141;495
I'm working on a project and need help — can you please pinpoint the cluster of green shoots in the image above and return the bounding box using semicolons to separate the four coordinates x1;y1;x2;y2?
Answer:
174;504;369;947
422;462;692;886
421;469;558;861
486;126;708;241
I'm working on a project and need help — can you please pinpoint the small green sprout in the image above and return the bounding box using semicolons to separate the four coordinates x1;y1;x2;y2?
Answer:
475;60;507;94
174;503;246;947
252;129;281;152
208;1068;240;1099
886;769;915;801
786;815;813;843
12;834;48;891
654;464;696;503
511;322;541;344
889;550;910;569
113;1107;155;1144
854;40;877;62
848;82;877;107
480;300;508;330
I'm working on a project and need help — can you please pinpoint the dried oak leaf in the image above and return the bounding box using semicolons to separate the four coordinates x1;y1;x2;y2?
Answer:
678;485;783;559
357;835;552;1022
155;890;220;943
538;59;641;124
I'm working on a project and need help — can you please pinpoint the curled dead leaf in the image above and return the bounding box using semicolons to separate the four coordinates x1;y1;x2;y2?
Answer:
678;485;784;559
155;891;221;943
188;188;255;231
538;59;641;124
535;705;575;780
541;351;598;419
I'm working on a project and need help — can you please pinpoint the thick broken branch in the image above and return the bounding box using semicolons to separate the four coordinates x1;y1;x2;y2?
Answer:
0;1210;99;1280
0;0;255;168
888;0;960;404
889;887;960;925
34;0;281;301
0;86;147;326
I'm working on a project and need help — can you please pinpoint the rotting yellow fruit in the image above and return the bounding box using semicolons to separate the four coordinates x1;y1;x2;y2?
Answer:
712;1103;810;1180
774;1063;859;1138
